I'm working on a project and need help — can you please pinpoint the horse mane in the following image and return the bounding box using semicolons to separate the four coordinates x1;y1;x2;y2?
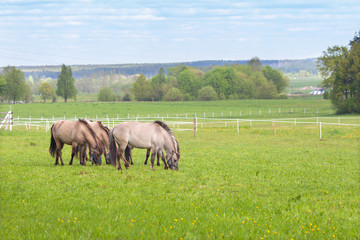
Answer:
97;121;110;135
153;120;173;135
78;119;99;146
153;120;180;156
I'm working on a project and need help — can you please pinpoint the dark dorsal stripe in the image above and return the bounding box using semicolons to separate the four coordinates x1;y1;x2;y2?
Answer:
78;119;99;146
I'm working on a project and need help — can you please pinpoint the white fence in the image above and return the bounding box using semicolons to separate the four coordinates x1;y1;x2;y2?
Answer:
0;111;13;131
7;114;360;140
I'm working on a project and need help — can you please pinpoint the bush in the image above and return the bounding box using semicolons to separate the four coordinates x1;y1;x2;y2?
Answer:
163;88;183;101
198;86;218;101
276;93;289;99
122;93;131;101
183;93;193;101
98;87;114;102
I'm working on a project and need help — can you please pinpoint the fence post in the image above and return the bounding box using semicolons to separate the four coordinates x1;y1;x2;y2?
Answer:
237;119;239;133
273;119;276;136
320;122;322;140
194;117;196;137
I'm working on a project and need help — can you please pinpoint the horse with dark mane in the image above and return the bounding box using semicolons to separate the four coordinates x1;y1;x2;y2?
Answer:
49;119;103;166
109;121;180;170
85;120;111;164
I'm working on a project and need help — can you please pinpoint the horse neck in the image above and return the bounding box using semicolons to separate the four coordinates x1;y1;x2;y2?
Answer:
86;134;98;149
163;135;176;155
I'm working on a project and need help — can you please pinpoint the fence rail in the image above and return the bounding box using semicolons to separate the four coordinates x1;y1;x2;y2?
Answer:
6;115;360;141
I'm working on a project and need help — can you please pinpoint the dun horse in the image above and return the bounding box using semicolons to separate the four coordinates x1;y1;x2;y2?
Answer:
85;120;111;164
49;119;103;166
109;121;180;170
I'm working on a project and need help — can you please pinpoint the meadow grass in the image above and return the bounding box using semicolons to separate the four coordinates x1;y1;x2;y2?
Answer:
0;120;359;239
0;97;339;121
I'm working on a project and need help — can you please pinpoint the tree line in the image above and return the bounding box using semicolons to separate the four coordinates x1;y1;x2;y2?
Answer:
0;64;76;103
0;58;289;103
130;57;289;101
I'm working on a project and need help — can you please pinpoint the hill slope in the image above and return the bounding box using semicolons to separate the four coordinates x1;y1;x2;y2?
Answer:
5;58;317;79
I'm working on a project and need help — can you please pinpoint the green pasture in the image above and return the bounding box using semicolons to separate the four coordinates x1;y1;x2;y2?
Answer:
1;111;359;239
0;98;340;120
1;100;359;239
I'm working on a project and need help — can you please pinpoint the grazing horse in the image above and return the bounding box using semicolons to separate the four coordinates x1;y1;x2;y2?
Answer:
109;121;180;170
85;120;111;164
49;119;103;166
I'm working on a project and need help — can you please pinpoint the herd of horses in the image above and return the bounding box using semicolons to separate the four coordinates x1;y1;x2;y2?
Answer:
49;119;181;171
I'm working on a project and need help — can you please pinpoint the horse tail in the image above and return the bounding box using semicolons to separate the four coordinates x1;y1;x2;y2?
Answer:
125;145;131;162
49;124;57;157
108;128;117;167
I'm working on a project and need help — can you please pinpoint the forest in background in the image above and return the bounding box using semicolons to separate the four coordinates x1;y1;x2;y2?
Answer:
0;58;321;103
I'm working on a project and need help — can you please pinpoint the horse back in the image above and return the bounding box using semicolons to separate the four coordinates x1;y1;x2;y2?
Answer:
53;120;86;145
113;122;164;149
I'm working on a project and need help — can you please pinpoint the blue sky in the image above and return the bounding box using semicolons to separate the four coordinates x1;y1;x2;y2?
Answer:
0;0;359;66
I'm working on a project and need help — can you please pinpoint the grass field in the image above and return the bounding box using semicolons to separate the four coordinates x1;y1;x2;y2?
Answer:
0;97;338;120
0;100;359;239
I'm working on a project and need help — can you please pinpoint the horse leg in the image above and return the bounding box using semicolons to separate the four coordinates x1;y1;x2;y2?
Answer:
55;150;59;165
116;145;123;170
156;150;160;166
58;143;64;166
160;151;169;170
69;144;77;165
81;145;87;166
57;149;64;166
150;148;156;170
144;148;150;165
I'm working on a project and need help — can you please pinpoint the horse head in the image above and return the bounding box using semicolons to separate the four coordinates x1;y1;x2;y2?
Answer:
167;150;180;171
91;147;103;165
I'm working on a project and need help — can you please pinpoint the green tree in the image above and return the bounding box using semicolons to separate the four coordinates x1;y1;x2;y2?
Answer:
203;67;236;99
131;74;154;101
151;67;167;101
258;81;277;99
248;57;262;71
163;87;183;101
39;82;56;103
0;75;6;97
3;66;26;103
23;83;32;103
177;67;202;98
317;31;360;113
198;86;218;101
56;64;77;102
262;66;289;93
98;87;114;102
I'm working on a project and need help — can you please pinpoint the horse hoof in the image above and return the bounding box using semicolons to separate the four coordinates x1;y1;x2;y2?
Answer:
157;163;160;166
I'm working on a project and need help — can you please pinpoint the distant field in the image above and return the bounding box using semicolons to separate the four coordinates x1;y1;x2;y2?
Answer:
287;76;323;94
1;98;338;121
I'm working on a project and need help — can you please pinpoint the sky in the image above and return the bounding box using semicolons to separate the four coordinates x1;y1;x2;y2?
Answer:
0;0;359;66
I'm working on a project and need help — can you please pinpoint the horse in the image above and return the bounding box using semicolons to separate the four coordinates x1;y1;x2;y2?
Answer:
49;119;103;166
109;120;180;170
84;120;111;164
